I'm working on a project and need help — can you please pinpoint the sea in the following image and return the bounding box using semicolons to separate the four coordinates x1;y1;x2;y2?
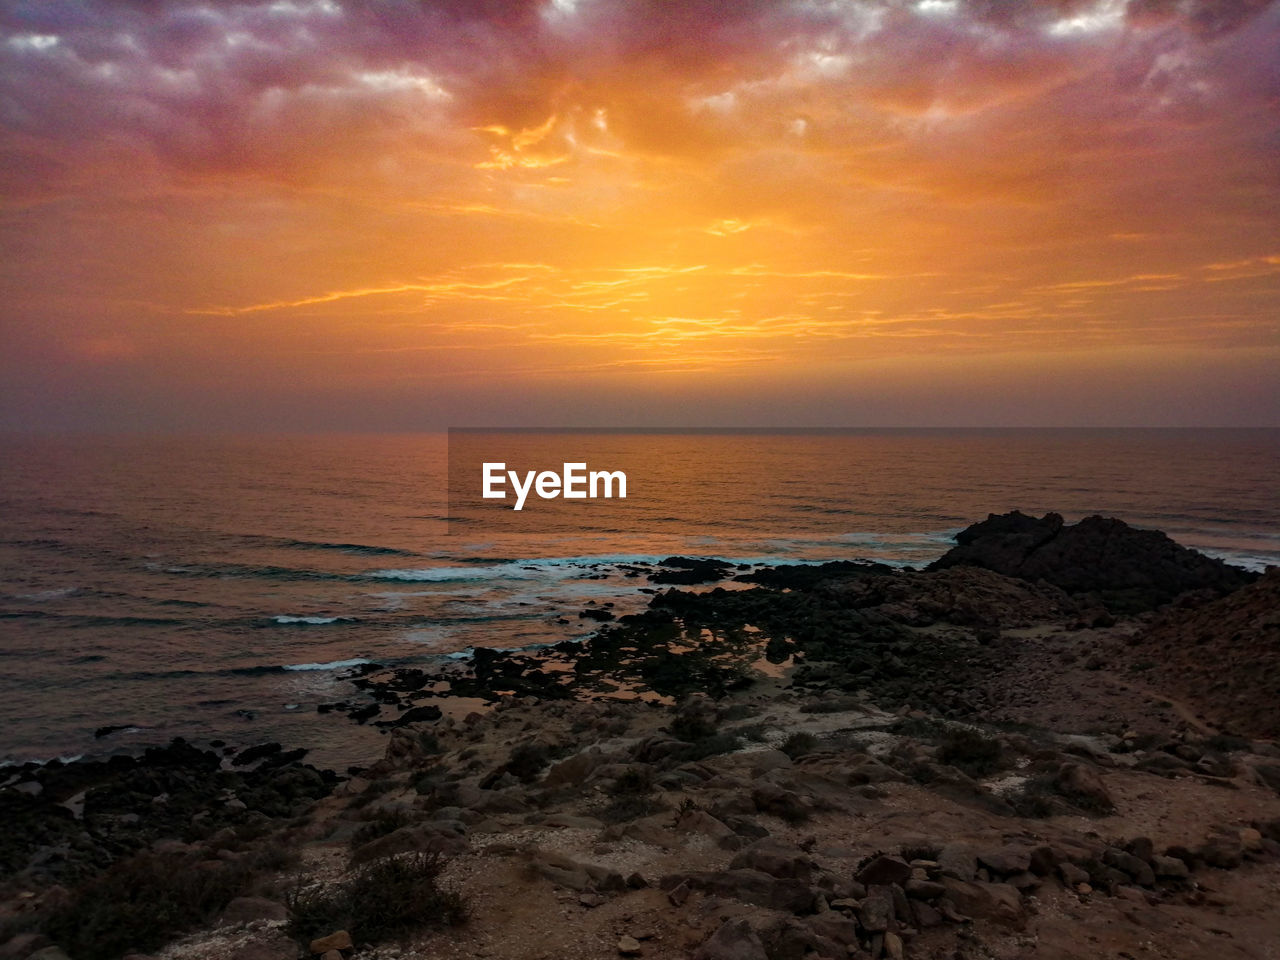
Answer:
1;429;1277;770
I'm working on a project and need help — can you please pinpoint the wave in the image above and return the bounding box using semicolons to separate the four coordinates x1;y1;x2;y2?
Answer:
274;538;418;557
270;615;353;625
282;658;374;672
367;554;684;583
13;587;79;601
149;562;353;582
1200;550;1279;573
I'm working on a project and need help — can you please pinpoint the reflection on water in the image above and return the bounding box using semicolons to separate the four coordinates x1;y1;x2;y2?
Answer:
0;429;1276;766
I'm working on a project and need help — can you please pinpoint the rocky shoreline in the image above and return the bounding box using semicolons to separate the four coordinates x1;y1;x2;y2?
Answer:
2;512;1278;960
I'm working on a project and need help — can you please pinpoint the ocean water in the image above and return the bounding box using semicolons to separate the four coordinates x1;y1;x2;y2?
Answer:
1;429;1276;769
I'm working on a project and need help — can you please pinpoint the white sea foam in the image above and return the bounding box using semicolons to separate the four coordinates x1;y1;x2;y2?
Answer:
271;615;351;625
368;555;672;583
282;658;372;671
16;586;78;601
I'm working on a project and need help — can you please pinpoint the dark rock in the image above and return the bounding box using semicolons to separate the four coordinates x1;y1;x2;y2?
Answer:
1103;847;1156;887
856;854;912;886
729;838;815;881
1151;854;1190;879
1054;762;1114;812
937;843;978;881
805;912;860;950
1028;845;1059;876
977;846;1031;875
686;869;816;913
913;899;944;928
382;704;443;728
928;511;1254;610
858;885;894;932
351;824;468;864
1126;836;1155;863
905;878;946;899
751;783;809;822
230;742;283;767
694;919;768;960
651;558;734;586
940;878;1024;923
760;918;842;960
309;931;353;954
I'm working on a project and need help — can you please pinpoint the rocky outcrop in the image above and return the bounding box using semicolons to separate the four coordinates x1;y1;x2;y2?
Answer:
1123;569;1280;739
928;511;1255;610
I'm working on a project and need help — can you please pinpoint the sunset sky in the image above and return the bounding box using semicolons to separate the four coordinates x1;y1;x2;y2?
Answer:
1;0;1277;429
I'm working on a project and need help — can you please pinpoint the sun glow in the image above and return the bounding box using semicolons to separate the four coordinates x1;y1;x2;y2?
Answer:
1;0;1277;428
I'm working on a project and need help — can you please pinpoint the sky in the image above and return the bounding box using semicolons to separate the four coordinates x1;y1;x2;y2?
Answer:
1;0;1278;430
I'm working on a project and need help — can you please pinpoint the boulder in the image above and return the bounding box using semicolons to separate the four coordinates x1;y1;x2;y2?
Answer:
937;843;978;881
940;878;1024;924
308;930;353;954
858;885;894;932
350;824;468;864
977;846;1032;876
928;511;1253;609
694;919;768;960
675;809;735;843
729;838;815;881
751;783;809;822
1151;854;1190;879
805;912;860;950
1054;762;1114;812
1103;847;1155;887
855;854;912;886
530;850;594;891
544;748;607;787
687;869;816;913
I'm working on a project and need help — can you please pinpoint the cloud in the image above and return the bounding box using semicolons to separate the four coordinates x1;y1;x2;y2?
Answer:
1;1;1277;428
3;0;1275;191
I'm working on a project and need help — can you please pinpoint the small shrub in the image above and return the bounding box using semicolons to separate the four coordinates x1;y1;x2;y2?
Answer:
780;732;819;760
610;766;654;796
936;728;1005;779
600;765;662;823
1204;733;1251;753
719;703;761;722
507;743;552;783
889;716;948;740
669;712;718;742
1008;775;1059;818
287;853;465;947
42;851;254;960
415;732;443;755
676;797;702;817
247;838;301;873
734;723;769;743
